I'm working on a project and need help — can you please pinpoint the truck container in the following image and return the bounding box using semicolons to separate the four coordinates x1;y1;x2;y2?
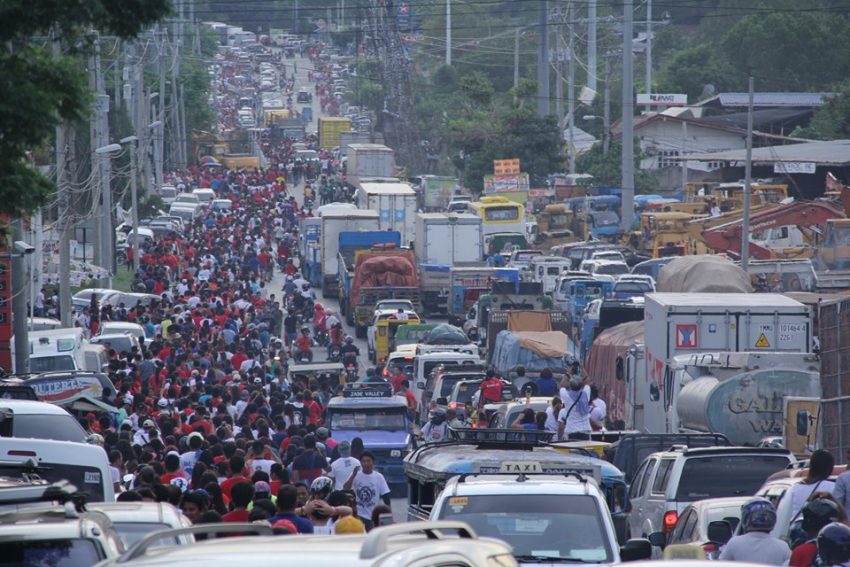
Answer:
339;131;373;158
675;352;820;446
346;144;395;185
356;181;417;246
348;250;421;338
586;321;644;429
319;210;380;296
811;294;850;457
490;329;577;376
301;216;323;286
337;230;402;319
318;117;351;149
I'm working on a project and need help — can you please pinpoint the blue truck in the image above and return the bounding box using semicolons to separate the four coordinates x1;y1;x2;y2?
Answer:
326;382;412;488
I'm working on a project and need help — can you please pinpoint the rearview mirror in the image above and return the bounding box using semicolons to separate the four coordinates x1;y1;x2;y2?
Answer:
416;381;425;390
620;538;652;562
615;356;624;381
707;520;732;545
647;531;666;549
649;382;660;402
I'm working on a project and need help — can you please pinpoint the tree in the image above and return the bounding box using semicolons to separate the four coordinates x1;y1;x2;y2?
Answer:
576;140;658;195
657;44;732;101
793;83;850;140
0;0;169;217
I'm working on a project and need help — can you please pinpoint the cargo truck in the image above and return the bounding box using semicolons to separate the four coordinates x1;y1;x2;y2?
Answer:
337;230;402;320
318;117;351;149
345;249;421;338
356;180;417;246
346;144;395;186
449;267;520;317
415;213;483;315
319;210;380;296
339;131;373;158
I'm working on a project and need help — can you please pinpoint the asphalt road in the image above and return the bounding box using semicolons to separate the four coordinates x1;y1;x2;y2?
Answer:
273;56;409;521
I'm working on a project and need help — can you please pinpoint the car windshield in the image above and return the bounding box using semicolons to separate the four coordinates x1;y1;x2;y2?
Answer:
453;382;481;404
595;264;628;276
676;456;791;500
92;337;132;353
113;522;181;547
438;494;613;562
0;462;105;502
615;282;652;293
438;376;469;398
30;355;76;373
0;539;102;566
329;408;407;431
592;212;619;226
1;414;88;443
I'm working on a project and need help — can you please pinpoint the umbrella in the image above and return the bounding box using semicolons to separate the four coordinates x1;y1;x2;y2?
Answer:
199;155;222;167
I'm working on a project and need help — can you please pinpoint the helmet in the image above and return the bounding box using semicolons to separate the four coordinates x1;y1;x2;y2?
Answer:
309;476;334;498
803;498;842;535
345;336;353;344
302;284;310;291
740;497;777;532
819;523;850;565
301;326;310;333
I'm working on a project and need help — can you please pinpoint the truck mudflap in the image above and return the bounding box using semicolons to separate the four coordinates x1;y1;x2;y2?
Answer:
322;275;339;297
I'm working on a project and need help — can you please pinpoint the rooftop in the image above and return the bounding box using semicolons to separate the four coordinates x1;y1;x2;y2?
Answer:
697;92;834;108
685;139;850;166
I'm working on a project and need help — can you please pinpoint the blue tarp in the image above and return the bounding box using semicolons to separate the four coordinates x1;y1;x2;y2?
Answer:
491;330;577;374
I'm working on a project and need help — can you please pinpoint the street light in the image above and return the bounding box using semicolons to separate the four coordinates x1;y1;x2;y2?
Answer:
95;143;122;155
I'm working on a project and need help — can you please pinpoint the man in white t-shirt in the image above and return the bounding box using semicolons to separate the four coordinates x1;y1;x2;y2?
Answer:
329;441;360;490
558;376;592;440
179;432;204;477
344;451;391;529
544;397;564;435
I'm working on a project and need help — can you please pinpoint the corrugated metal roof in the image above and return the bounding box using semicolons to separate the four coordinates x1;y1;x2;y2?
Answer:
699;92;833;108
685;139;850;166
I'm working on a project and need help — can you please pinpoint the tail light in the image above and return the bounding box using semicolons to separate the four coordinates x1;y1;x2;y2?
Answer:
429;402;437;412
702;543;719;560
383;368;389;377
448;402;463;410
663;511;678;534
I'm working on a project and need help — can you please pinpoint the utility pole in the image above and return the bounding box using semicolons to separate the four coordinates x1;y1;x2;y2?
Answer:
513;27;520;97
603;56;610;156
53;31;72;327
645;0;652;102
157;28;167;191
445;0;451;65
88;35;103;270
741;75;755;270
621;0;635;232
554;13;563;125
124;137;140;272
537;0;550;116
179;85;188;169
12;220;29;375
681;121;687;194
567;0;576;174
587;0;597;94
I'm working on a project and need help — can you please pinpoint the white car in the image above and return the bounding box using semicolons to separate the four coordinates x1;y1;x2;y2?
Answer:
431;474;652;565
579;259;630;279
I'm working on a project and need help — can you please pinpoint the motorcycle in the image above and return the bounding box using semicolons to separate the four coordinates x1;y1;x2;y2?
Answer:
314;329;329;347
345;361;358;383
292;342;313;363
327;344;341;362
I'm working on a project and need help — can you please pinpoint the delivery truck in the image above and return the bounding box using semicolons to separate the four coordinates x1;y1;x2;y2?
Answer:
318;117;351;149
415;213;483;315
346;144;395;186
356;181;417;246
319;210;380;296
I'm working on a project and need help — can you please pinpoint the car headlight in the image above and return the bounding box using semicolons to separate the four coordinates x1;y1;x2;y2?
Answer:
390;449;402;457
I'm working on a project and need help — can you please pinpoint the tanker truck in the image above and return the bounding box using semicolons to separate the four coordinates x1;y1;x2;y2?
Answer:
626;350;820;448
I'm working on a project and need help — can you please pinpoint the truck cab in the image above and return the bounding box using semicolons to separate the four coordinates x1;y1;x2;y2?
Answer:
527;256;572;295
326;383;411;488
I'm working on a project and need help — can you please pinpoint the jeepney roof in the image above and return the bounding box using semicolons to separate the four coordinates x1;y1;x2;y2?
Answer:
289;362;345;373
327;395;408;409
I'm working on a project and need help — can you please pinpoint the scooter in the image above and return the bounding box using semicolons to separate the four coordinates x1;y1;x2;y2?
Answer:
327;344;341;362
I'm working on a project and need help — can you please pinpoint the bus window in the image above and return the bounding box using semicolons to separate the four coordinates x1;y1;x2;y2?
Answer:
486;207;519;221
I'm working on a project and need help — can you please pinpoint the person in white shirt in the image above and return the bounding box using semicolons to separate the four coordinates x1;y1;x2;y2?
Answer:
329;441;361;490
419;411;449;443
544;397;564;435
344;451;391;530
558;376;592;440
133;420;158;447
789;449;836;520
589;385;607;431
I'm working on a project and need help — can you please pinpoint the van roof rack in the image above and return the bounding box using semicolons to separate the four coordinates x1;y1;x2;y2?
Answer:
448;427;555;449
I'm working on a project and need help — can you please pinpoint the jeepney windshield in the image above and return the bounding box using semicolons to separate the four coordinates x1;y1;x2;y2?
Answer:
329;407;407;431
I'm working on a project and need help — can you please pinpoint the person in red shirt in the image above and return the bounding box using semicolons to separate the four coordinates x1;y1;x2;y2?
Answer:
294;327;313;361
221;481;254;523
790;498;842;567
478;370;504;409
399;380;418;422
159;452;187;485
220;455;249;500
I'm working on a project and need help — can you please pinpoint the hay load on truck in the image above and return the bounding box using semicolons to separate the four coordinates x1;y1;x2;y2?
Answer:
337;231;402;320
485;309;570;358
347;249;421;339
656;254;752;293
319;210;380;296
415;213;483;316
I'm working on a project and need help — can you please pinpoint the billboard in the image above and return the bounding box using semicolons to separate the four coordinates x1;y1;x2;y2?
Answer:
421;176;458;209
493;159;521;175
483;173;530;194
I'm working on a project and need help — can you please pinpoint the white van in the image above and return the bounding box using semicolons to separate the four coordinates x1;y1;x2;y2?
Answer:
0;437;115;502
528;256;573;295
192;188;215;204
168;204;200;224
28;328;88;374
414;351;481;416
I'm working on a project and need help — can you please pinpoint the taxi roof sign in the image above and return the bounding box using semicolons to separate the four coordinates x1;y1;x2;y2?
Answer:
342;382;394;398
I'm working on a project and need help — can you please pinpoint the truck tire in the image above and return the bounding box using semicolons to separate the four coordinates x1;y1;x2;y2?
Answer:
339;298;346;317
346;310;354;327
355;324;366;339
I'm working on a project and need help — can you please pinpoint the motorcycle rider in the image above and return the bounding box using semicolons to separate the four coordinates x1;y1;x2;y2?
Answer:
419;409;449;443
339;336;359;366
817;522;850;567
327;321;345;359
294;326;314;362
790;497;843;567
719;497;790;565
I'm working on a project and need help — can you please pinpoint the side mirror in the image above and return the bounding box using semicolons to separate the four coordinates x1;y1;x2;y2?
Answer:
615;356;624;381
620;538;653;562
647;531;666;549
416;381;425;390
649;382;660;402
796;410;811;436
707;520;732;545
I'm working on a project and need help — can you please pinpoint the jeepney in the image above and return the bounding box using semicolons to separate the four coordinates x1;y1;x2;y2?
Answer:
288;361;346;388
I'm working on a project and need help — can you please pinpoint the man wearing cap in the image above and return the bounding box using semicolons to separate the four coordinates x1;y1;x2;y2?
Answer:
316;427;337;452
329;440;360;491
133;419;157;447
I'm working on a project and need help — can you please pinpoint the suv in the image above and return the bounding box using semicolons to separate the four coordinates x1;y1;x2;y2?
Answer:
0;399;88;443
627;446;795;539
0;478;124;565
431;474;651;565
96;521;515;567
87;502;193;548
425;367;486;418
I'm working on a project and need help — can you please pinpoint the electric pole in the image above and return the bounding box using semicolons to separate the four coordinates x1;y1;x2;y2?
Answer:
603;56;611;156
513;27;520;98
587;0;597;94
567;0;575;174
621;0;635;232
446;0;452;65
645;0;652;101
741;75;754;270
537;0;550;116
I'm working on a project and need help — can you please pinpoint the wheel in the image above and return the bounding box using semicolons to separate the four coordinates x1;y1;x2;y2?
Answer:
355;324;366;339
346;310;354;326
115;252;127;265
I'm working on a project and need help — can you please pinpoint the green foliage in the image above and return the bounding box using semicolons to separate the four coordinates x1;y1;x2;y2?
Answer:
576;140;657;195
657;44;732;101
0;0;168;217
793;83;850;140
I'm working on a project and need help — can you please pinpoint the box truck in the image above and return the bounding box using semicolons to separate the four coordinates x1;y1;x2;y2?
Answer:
319;210;380;296
356;181;417;246
346;144;395;185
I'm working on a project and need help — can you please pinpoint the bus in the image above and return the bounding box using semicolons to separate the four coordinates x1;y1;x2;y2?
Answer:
468;196;526;254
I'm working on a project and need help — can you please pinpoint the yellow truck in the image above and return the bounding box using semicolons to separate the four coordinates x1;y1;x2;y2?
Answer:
318;117;351;149
221;154;260;170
